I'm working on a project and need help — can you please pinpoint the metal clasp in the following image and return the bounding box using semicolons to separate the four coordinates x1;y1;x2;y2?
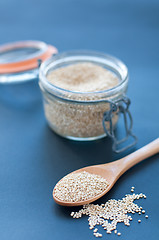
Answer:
103;96;137;153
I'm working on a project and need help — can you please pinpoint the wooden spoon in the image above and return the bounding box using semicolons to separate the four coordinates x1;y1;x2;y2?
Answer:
53;138;159;206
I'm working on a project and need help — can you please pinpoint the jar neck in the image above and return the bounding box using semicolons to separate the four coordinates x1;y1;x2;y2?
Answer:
39;51;129;102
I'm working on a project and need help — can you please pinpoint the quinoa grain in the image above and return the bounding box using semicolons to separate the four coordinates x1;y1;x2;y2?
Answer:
44;63;119;139
47;63;118;93
54;171;109;202
71;191;148;238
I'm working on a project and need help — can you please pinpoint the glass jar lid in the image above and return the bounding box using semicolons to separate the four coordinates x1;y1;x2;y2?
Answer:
0;40;57;83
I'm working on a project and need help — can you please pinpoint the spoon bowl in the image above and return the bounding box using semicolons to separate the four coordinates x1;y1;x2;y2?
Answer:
53;138;159;206
53;164;117;206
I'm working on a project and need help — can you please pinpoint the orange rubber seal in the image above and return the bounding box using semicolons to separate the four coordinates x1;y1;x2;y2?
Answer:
0;41;58;74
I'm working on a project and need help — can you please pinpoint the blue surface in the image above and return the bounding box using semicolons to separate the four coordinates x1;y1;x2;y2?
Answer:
0;0;159;240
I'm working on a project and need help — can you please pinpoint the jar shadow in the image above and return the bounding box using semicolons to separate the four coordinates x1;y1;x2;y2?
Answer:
40;125;114;180
59;135;113;165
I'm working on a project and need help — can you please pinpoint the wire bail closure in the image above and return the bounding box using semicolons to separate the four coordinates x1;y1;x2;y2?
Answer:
103;96;137;153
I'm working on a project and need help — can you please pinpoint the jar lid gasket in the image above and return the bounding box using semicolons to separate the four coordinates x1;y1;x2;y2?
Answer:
0;40;57;83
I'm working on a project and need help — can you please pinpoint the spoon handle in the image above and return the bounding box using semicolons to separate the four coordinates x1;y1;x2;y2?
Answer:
118;138;159;175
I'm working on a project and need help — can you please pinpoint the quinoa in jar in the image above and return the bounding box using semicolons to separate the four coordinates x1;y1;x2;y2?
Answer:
39;51;129;141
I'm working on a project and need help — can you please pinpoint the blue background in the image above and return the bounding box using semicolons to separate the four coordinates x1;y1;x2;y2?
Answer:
0;0;159;239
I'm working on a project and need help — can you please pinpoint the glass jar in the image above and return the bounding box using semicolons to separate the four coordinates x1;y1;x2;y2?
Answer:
39;51;136;152
0;41;137;153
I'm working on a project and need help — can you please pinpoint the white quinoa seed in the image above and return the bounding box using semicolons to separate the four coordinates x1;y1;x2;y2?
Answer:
45;63;119;139
54;171;109;202
47;63;118;93
70;191;147;238
94;232;102;238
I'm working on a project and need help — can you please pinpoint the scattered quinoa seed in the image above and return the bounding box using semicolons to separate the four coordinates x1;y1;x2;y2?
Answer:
94;232;102;238
131;186;135;192
142;210;145;214
70;190;148;238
